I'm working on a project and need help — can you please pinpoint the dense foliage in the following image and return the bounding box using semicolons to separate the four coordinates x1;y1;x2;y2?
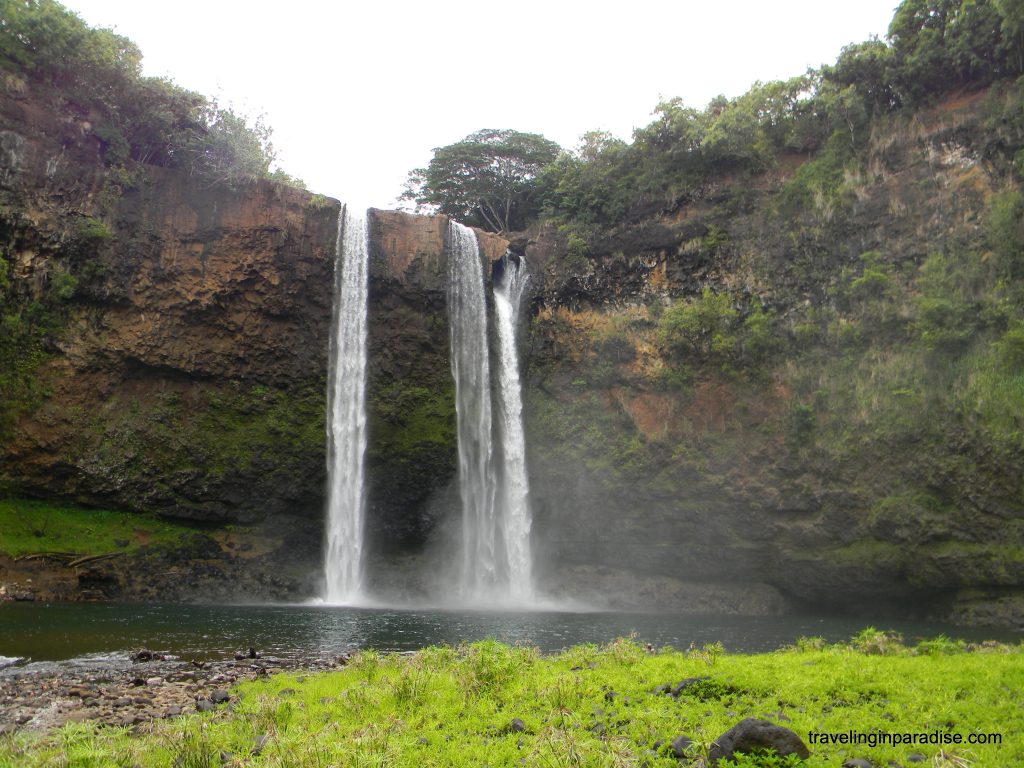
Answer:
538;0;1024;227
407;0;1024;232
0;0;281;185
2;637;1021;766
401;129;560;232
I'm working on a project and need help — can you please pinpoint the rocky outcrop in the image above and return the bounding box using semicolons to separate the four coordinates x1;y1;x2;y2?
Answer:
518;88;1024;624
363;211;506;553
0;76;501;574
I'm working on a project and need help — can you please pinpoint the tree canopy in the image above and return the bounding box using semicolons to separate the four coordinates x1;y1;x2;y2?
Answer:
0;0;284;187
402;129;561;233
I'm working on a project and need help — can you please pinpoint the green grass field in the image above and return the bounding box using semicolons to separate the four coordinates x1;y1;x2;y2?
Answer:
0;498;197;558
1;633;1020;767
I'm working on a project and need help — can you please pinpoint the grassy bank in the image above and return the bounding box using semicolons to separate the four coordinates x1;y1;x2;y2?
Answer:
0;499;197;558
1;634;1021;767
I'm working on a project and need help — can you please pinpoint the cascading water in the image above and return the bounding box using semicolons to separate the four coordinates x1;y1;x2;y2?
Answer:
492;253;534;601
447;221;533;603
447;222;500;597
322;206;369;604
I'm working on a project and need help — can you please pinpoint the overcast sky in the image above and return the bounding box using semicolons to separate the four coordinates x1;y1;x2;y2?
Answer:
64;0;899;209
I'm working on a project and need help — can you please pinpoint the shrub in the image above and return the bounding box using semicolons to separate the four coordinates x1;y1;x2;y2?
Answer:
657;288;738;361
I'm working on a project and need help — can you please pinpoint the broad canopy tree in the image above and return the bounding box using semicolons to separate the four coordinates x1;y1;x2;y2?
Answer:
402;129;560;233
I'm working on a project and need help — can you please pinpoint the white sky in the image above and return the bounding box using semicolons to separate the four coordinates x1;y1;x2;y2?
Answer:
63;0;899;209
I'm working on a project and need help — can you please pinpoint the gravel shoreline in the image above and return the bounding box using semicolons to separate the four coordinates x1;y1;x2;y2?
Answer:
0;650;349;734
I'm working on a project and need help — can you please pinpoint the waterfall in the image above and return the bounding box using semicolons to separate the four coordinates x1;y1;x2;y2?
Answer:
322;206;369;604
447;222;533;603
447;222;500;596
493;253;533;601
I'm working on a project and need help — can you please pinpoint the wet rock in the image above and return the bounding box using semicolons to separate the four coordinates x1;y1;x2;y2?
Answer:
131;650;166;662
670;734;694;758
671;676;711;697
196;698;215;712
508;718;526;733
114;697;132;708
842;760;874;768
908;755;927;763
707;718;809;764
166;705;182;717
652;683;672;695
211;689;231;704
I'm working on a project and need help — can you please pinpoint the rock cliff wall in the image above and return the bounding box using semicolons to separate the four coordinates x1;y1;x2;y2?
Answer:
519;88;1024;625
3;74;1022;625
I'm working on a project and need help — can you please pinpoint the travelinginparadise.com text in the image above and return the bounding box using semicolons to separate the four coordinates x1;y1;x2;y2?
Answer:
807;730;1002;748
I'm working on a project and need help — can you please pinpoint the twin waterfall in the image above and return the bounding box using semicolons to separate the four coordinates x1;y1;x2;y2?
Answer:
447;222;533;603
322;211;533;605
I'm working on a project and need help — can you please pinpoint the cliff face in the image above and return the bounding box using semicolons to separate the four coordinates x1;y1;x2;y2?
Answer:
0;74;517;600
0;91;338;522
363;211;505;553
519;88;1024;624
3;72;1022;625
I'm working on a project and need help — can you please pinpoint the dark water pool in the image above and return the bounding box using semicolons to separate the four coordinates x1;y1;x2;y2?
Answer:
1;602;1020;664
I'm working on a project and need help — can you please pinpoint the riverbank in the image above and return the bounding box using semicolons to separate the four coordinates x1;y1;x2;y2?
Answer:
1;634;1021;767
0;650;348;734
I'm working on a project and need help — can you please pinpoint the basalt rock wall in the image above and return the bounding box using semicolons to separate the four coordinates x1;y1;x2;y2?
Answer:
0;78;507;557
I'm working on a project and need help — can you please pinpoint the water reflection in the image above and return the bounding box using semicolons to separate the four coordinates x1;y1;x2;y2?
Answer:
0;602;1020;664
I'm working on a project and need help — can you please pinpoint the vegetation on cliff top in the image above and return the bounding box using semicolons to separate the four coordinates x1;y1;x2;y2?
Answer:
401;129;561;233
410;0;1024;233
1;636;1022;767
0;0;293;187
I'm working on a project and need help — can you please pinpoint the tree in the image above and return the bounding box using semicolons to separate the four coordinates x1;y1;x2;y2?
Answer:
402;129;560;233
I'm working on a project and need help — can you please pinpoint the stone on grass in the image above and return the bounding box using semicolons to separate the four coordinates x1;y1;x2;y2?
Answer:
670;734;694;758
252;735;270;756
707;718;809;764
671;676;711;698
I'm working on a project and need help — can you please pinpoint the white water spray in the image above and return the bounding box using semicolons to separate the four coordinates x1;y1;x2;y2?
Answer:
447;222;500;596
323;206;369;604
493;254;533;601
447;222;533;603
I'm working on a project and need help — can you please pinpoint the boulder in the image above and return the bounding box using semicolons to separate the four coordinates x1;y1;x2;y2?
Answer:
707;718;809;764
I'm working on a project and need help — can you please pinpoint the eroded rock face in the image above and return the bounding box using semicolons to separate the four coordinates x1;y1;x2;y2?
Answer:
518;88;1024;623
363;211;506;553
0;81;503;556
